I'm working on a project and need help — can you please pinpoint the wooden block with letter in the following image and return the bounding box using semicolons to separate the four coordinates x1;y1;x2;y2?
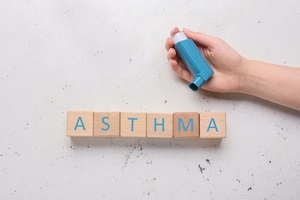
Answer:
147;113;173;138
173;112;199;138
67;111;94;137
200;112;226;139
94;112;120;137
120;112;146;137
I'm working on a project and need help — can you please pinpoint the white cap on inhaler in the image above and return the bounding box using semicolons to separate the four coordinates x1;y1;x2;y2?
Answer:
172;32;188;45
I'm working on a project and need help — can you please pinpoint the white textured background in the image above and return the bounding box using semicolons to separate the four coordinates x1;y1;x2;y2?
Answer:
0;1;300;199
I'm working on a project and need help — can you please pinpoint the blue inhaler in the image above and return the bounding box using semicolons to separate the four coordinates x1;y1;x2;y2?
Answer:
172;32;214;91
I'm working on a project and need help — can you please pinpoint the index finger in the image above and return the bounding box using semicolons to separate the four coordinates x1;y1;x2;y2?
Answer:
170;27;180;37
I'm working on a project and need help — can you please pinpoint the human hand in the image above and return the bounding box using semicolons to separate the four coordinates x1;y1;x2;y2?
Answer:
165;27;246;93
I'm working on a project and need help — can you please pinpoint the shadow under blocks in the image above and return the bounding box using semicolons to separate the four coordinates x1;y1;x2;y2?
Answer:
67;112;226;139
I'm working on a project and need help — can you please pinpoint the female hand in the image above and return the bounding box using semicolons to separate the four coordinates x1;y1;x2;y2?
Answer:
165;27;246;93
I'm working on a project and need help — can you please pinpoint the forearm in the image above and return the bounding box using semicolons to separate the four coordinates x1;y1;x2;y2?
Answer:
240;59;300;111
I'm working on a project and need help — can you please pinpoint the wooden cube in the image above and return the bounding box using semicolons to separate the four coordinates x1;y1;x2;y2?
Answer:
94;112;120;137
120;112;146;137
67;111;94;137
173;112;199;138
147;113;173;138
200;113;226;139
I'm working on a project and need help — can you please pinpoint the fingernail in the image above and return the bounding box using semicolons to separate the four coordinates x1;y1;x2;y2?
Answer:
171;27;177;36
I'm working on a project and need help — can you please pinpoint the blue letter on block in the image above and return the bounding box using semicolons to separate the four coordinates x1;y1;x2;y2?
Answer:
101;117;110;131
178;118;194;132
207;118;218;132
154;118;165;132
128;118;138;132
74;116;86;131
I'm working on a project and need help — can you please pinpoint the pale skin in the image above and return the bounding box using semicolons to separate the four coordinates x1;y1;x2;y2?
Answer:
165;27;300;111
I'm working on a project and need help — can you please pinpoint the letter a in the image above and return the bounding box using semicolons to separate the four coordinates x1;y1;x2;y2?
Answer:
207;118;218;132
74;116;86;131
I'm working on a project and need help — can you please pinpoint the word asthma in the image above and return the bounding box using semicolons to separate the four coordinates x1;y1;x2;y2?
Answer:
67;112;226;139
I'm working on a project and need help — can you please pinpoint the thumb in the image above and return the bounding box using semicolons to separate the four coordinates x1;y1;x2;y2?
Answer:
183;28;216;48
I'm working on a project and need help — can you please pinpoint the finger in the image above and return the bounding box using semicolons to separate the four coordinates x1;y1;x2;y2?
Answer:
170;27;180;37
167;48;176;60
168;48;189;71
183;28;217;48
165;37;174;51
176;58;188;70
169;59;193;82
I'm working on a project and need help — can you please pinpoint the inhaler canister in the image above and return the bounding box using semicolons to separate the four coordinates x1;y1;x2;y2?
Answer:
172;32;214;91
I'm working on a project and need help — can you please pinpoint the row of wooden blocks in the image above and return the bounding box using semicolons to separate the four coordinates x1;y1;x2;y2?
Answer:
67;112;226;139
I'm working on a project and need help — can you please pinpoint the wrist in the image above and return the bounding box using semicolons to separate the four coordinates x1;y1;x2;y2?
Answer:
238;58;252;94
